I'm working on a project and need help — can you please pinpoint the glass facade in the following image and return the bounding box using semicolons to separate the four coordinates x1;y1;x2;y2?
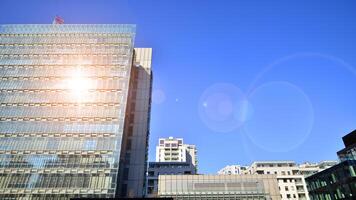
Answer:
306;130;356;200
0;24;138;199
306;160;356;200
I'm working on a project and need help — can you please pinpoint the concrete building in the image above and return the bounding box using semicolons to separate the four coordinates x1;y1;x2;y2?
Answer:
217;165;248;175
158;174;281;200
156;137;197;170
306;130;356;200
247;161;309;200
146;162;196;197
298;161;337;177
246;161;336;200
0;24;152;199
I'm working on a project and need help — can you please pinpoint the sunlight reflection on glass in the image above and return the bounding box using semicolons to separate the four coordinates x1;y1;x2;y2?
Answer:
66;66;92;102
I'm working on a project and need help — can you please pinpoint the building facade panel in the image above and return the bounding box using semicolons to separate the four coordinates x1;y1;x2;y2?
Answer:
158;174;281;200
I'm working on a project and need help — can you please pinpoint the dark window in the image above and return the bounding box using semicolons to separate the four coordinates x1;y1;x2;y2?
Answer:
121;184;127;196
147;186;154;194
148;179;154;186
125;153;130;164
123;168;129;180
126;139;132;150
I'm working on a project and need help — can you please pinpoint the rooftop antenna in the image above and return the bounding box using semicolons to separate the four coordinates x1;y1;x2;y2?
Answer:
53;15;64;24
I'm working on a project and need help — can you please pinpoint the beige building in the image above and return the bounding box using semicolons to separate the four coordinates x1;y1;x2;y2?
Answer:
158;174;281;200
156;137;198;170
246;161;336;200
119;48;153;197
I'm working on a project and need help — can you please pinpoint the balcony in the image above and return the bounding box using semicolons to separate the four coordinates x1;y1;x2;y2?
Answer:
295;181;304;185
297;189;305;193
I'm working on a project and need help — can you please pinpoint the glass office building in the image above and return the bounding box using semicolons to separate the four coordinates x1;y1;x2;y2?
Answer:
306;130;356;200
0;24;152;199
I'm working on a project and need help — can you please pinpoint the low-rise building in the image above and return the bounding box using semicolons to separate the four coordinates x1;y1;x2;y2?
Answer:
158;174;281;200
146;161;196;197
217;165;248;175
248;161;309;200
298;161;337;177
242;161;336;200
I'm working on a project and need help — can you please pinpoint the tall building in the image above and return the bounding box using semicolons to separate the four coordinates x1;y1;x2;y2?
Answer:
158;174;281;200
306;130;356;200
156;137;197;169
0;24;152;199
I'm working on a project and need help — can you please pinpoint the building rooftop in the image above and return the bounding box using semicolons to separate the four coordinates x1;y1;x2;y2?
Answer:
342;129;356;147
252;161;296;164
0;24;136;34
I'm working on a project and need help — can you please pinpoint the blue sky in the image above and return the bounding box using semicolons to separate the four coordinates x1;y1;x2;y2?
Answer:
1;0;356;174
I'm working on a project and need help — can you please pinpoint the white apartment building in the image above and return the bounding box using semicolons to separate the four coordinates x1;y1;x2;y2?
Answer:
248;161;309;200
217;165;248;175
248;161;337;200
156;137;198;169
218;161;337;200
298;161;337;177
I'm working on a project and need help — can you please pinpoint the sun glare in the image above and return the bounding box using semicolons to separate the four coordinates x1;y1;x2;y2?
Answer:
66;67;91;101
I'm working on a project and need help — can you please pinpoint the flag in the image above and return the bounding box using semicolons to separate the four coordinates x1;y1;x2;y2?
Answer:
53;15;64;24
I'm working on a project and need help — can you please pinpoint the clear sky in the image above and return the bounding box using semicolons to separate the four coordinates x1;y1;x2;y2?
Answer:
1;0;356;174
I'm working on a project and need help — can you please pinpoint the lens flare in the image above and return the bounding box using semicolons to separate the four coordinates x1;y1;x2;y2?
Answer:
198;83;247;133
244;81;314;152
